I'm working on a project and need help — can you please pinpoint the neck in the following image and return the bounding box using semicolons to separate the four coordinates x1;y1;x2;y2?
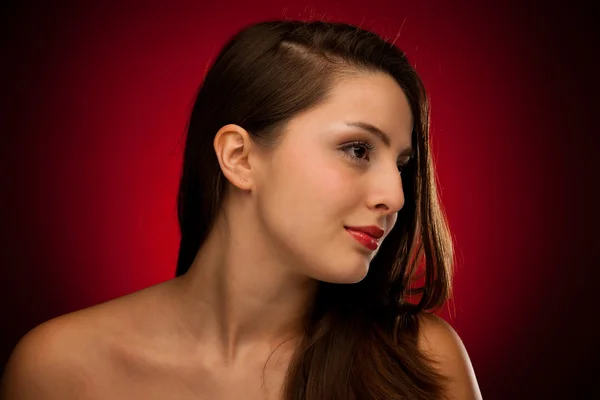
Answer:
172;204;318;365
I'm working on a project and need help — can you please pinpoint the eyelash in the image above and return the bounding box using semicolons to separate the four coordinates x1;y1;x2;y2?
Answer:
341;140;410;173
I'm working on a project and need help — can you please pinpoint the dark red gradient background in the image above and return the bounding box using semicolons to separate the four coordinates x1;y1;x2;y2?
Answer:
2;1;597;398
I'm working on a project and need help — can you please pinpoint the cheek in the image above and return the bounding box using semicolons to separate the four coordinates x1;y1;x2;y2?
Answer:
258;151;371;282
282;151;356;215
262;148;357;233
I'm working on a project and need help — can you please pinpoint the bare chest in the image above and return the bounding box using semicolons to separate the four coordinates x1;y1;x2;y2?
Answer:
94;371;286;400
88;346;290;400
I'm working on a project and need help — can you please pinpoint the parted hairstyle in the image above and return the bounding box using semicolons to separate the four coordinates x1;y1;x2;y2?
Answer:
175;20;454;400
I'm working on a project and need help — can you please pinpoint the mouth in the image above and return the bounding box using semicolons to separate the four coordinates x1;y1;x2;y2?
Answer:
344;227;380;251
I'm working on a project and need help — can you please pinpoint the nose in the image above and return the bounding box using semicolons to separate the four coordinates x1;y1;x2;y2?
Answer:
368;161;405;216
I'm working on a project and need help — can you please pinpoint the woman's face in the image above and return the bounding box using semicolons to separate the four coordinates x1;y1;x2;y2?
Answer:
254;72;414;284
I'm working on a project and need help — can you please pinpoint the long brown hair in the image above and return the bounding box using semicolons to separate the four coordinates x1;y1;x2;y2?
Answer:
175;20;454;399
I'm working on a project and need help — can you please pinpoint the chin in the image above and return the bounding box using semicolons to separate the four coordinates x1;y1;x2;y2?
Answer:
315;264;370;284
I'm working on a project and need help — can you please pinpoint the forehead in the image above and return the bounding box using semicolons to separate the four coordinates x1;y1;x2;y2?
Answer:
285;72;414;144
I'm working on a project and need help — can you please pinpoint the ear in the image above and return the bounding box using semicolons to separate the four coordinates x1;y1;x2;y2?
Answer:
213;124;255;191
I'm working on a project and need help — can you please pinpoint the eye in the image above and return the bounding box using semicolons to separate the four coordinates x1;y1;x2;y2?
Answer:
341;140;410;174
341;140;375;163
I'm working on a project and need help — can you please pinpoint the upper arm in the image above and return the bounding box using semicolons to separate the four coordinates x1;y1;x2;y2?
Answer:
417;313;483;400
0;319;89;400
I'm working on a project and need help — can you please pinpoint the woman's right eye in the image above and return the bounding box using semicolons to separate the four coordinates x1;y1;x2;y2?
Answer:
340;141;375;164
340;140;408;175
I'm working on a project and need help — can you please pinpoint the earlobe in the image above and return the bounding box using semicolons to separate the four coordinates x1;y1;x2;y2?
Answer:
213;124;253;191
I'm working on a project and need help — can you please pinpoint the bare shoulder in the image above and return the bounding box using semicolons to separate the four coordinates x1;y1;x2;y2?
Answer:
416;313;483;400
0;309;106;399
0;281;175;400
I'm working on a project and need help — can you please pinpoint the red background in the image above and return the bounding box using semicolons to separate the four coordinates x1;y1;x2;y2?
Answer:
3;1;597;398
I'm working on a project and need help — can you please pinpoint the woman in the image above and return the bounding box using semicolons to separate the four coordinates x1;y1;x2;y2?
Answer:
1;20;481;399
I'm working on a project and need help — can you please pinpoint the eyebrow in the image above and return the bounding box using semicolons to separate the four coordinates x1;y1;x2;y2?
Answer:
345;121;413;157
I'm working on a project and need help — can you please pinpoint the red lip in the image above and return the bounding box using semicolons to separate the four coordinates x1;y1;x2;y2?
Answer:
345;227;381;251
344;226;384;239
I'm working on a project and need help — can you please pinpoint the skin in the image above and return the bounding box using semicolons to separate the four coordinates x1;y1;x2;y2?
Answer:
0;72;482;399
